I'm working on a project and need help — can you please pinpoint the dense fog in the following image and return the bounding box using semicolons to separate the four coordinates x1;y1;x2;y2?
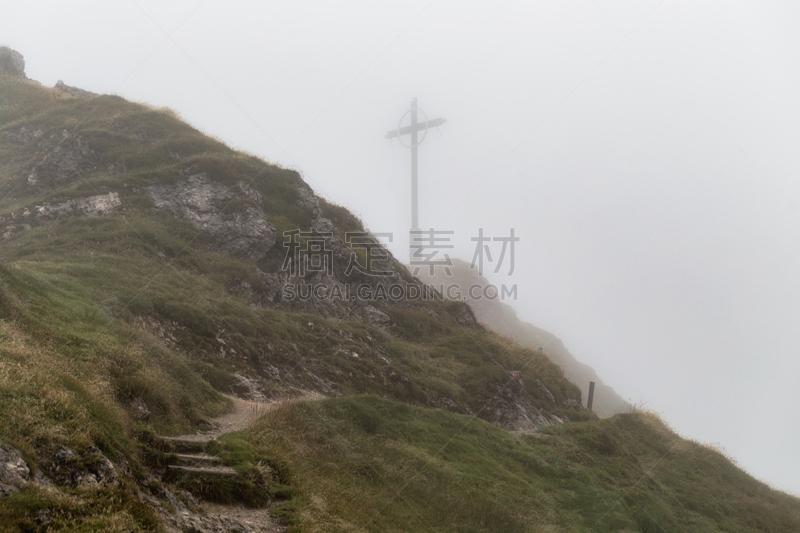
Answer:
3;0;799;495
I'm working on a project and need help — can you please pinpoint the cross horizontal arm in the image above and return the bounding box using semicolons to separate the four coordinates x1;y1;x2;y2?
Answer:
385;117;447;139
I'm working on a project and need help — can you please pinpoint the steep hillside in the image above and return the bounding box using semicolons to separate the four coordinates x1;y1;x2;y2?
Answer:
0;50;585;530
1;49;799;532
419;259;628;417
0;60;581;429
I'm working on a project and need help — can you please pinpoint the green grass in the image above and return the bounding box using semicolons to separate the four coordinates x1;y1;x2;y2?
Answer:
0;481;162;532
1;74;582;430
0;260;229;446
2;73;800;532
0;208;585;424
243;395;800;533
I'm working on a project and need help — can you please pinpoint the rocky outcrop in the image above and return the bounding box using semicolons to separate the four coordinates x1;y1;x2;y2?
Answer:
0;483;19;498
27;133;97;189
3;192;121;239
107;159;127;176
259;179;431;327
2;223;31;240
0;445;30;498
0;445;29;485
483;391;564;431
130;396;151;421
145;169;277;261
448;302;478;328
0;47;25;78
353;304;391;327
1;125;43;144
35;192;121;218
48;445;118;488
142;480;282;533
231;372;270;403
141;168;431;329
54;80;97;98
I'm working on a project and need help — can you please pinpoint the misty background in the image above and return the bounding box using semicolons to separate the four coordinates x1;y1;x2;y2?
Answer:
3;0;799;495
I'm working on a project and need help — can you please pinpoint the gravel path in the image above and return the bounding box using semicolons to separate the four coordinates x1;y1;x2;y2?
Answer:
166;392;324;444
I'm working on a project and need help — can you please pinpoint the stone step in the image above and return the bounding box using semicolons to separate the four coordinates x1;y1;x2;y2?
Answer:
166;465;238;477
174;453;223;466
160;437;212;453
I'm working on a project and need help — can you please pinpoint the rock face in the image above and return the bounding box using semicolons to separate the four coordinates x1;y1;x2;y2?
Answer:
0;47;25;78
27;134;97;189
36;192;121;218
141;480;277;533
3;193;121;240
0;446;29;485
484;392;565;431
2;125;42;144
448;302;478;328
0;445;30;498
2;223;30;240
48;446;118;488
54;80;97;98
259;178;430;326
145;169;277;261
130;397;151;421
0;483;19;498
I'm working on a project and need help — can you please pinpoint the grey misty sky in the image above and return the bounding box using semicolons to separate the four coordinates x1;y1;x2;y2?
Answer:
3;0;800;495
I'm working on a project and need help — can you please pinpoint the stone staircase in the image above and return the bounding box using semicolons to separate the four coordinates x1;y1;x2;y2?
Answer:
147;395;295;531
160;437;238;479
166;453;237;478
148;436;284;532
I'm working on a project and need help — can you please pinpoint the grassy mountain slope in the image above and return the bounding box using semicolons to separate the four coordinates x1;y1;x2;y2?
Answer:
0;72;582;425
0;60;583;530
1;58;799;532
419;259;629;417
246;395;800;532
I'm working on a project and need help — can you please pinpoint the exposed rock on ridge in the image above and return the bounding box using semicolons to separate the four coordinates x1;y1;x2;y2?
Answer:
26;133;97;189
145;168;277;261
257;178;433;328
0;445;29;498
36;192;121;219
0;47;26;78
54;79;97;98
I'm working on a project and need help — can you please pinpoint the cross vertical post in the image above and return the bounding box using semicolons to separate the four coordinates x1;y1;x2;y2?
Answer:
410;97;419;230
385;98;446;234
